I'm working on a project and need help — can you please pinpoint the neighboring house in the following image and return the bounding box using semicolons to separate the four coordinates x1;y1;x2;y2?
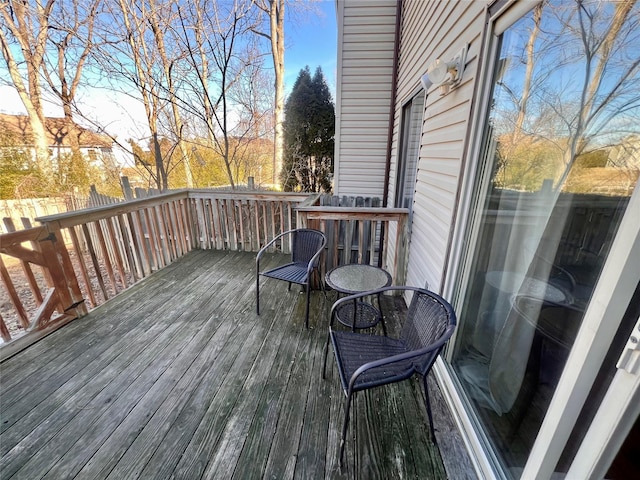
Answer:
335;1;639;479
0;113;115;167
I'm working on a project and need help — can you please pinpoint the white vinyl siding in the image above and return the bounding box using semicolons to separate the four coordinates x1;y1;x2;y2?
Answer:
390;0;487;293
334;0;397;197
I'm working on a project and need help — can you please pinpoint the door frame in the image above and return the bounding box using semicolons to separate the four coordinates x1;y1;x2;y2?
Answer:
567;326;640;479
435;0;640;477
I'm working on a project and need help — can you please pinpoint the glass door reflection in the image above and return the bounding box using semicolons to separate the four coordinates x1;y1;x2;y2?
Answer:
449;0;640;476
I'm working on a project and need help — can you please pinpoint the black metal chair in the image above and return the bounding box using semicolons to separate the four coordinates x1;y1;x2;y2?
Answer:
256;228;326;329
322;286;457;464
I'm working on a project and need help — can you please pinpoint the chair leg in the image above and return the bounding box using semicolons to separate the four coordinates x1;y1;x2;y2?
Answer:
423;374;437;445
318;268;328;300
256;274;260;315
377;293;387;336
339;390;354;466
305;280;311;329
322;333;331;379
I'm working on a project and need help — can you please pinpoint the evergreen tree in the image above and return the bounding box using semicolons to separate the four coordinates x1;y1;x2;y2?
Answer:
281;66;335;192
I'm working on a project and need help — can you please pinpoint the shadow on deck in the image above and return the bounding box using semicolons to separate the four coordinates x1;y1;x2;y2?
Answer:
1;250;470;479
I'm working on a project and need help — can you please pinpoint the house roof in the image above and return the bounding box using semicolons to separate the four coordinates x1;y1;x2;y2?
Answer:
0;113;112;148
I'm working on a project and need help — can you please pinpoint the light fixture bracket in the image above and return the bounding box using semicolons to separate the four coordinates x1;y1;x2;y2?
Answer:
422;44;468;95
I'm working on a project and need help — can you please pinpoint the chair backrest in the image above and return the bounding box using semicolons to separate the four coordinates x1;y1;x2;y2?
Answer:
291;229;326;264
401;289;457;374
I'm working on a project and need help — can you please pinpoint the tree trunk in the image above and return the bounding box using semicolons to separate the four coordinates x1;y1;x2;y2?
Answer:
0;0;53;171
149;0;193;188
554;0;635;191
62;102;81;157
270;0;285;187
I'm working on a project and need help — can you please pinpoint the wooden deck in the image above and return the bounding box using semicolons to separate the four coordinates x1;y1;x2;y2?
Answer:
1;250;466;479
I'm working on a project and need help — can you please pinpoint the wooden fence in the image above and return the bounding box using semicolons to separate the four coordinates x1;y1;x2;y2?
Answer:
0;195;87;234
0;189;408;356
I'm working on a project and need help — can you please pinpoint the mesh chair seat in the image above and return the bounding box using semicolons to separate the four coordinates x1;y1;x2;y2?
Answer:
331;331;413;391
261;262;309;285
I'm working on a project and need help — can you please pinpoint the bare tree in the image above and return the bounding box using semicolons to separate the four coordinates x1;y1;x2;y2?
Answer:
174;0;266;188
96;0;176;190
42;0;101;158
252;0;284;186
145;0;193;187
493;0;640;193
0;0;54;170
554;0;639;188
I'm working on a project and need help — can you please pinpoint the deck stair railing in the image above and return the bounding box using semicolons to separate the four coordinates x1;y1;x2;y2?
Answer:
0;223;87;358
0;189;408;356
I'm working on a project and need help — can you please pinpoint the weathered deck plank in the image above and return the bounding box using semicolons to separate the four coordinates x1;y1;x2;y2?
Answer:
0;250;469;479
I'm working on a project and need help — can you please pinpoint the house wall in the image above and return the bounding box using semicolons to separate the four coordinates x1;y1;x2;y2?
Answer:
389;1;488;292
334;0;488;290
334;0;397;197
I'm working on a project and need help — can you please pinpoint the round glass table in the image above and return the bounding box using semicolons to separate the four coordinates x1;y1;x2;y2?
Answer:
325;264;392;330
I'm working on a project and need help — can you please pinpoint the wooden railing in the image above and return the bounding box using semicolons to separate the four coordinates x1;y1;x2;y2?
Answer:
0;225;88;358
297;206;409;285
0;189;408;355
188;190;314;253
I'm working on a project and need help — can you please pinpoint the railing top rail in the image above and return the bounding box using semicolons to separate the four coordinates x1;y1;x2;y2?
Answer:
295;193;323;207
35;190;190;229
187;190;312;202
34;189;317;230
296;206;409;221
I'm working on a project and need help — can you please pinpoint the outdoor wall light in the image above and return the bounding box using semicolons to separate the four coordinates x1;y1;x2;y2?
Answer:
421;45;468;95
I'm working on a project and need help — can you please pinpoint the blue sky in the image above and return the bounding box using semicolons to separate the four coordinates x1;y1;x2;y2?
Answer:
284;0;338;99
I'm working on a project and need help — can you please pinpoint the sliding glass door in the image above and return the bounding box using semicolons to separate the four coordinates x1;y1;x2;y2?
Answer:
449;1;640;477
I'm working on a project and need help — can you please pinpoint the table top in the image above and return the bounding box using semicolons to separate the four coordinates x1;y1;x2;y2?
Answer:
325;264;392;295
485;271;567;304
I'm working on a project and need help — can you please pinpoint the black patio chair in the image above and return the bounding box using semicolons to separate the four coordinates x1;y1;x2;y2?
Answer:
256;228;327;329
322;286;457;465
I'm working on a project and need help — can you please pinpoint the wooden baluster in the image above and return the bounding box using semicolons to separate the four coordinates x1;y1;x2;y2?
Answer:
151;206;169;267
117;213;139;280
161;203;177;260
141;207;159;273
0;312;11;342
94;219;118;295
126;212;145;276
236;199;245;251
0;254;30;329
174;200;188;255
261;201;267;248
106;218;129;289
81;223;109;301
67;225;98;307
51;229;87;317
132;210;152;276
3;218;43;306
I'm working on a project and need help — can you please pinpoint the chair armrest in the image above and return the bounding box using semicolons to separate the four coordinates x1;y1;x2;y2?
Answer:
256;229;296;261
